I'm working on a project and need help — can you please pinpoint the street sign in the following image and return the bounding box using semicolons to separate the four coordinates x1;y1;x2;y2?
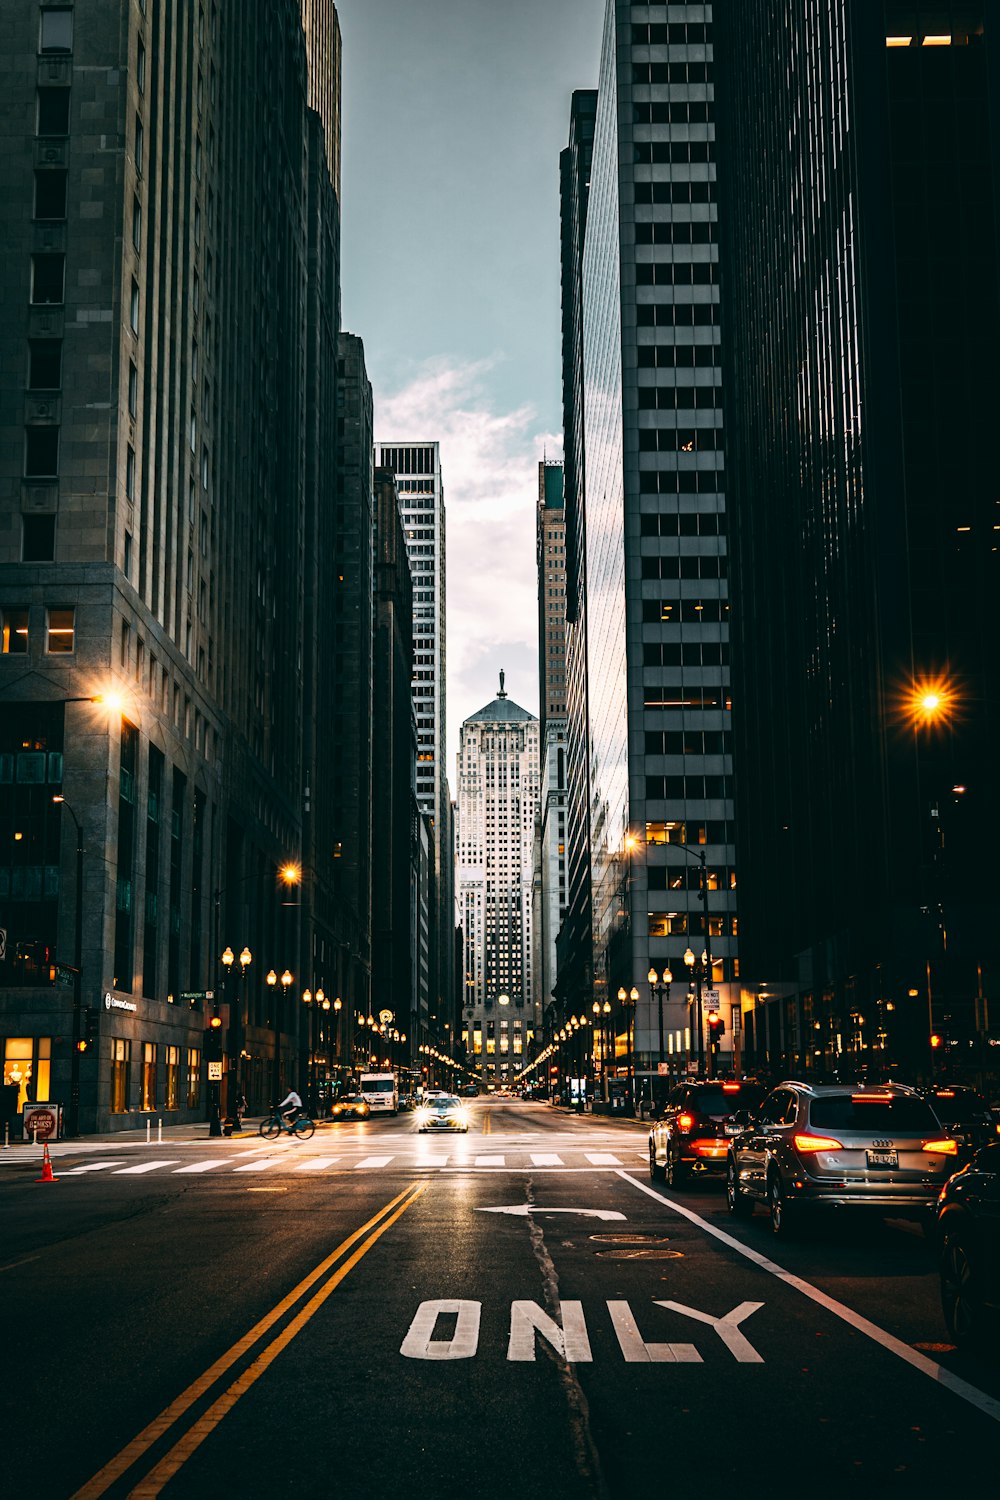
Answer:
207;1061;223;1081
704;989;720;1006
180;990;214;1001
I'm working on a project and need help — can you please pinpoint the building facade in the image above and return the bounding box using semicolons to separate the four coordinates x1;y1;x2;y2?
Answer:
567;1;738;1087
715;1;1000;1080
535;461;568;1031
0;0;347;1130
457;680;540;1088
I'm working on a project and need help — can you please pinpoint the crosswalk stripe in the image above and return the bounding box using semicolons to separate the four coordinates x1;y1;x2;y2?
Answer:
64;1161;129;1174
475;1156;506;1166
414;1154;450;1166
112;1160;182;1175
174;1159;229;1174
353;1155;393;1169
233;1156;288;1172
584;1152;623;1165
530;1153;564;1166
294;1157;341;1171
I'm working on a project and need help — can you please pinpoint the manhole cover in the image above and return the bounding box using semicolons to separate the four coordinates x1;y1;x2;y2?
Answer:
589;1232;670;1245
594;1248;684;1260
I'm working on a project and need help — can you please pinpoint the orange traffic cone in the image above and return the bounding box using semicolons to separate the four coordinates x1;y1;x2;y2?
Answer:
35;1143;57;1183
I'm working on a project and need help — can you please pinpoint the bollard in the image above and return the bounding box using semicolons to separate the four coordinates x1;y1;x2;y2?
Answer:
157;1117;162;1144
146;1119;151;1144
32;1125;37;1147
3;1121;8;1150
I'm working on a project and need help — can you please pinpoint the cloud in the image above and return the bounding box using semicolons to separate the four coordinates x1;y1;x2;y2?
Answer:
374;356;562;784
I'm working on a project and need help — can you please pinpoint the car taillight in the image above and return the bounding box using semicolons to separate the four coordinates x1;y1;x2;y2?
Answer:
793;1132;843;1153
676;1113;695;1131
722;1083;739;1093
922;1139;957;1155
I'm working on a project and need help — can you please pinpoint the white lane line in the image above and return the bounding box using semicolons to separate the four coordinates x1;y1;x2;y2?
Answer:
584;1152;623;1165
112;1160;182;1175
62;1161;129;1174
174;1159;229;1174
233;1156;288;1173
475;1156;506;1167
294;1157;341;1171
618;1171;1000;1425
530;1153;564;1166
353;1155;393;1170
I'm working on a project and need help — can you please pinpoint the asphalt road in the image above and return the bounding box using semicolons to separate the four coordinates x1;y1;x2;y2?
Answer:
3;1100;997;1499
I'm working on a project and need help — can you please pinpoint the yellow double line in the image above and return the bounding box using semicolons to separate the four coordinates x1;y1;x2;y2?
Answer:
73;1181;427;1499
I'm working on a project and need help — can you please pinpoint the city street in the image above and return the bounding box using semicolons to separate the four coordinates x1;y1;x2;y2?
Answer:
3;1099;997;1498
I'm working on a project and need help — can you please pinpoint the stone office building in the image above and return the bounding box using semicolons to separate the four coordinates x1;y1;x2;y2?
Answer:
0;0;348;1131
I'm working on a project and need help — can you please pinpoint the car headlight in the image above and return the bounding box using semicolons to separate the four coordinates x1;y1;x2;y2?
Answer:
455;1111;470;1127
416;1108;431;1124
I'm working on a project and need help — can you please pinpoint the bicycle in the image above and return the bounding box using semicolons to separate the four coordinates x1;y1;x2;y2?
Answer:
258;1111;315;1141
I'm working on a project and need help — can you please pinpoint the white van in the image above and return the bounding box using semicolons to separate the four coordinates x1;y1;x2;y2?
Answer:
358;1071;398;1115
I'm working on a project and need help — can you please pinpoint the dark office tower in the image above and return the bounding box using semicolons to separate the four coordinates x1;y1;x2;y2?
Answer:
372;466;416;1069
555;89;598;1036
331;334;375;1026
715;4;1000;1078
536;462;569;1025
571;2;738;1091
0;1;344;1129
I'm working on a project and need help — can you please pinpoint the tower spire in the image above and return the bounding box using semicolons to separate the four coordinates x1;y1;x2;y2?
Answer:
498;668;506;699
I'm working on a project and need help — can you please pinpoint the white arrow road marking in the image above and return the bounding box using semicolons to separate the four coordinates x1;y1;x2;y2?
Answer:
477;1206;626;1221
112;1160;182;1175
174;1159;229;1174
619;1169;1000;1422
400;1300;481;1360
655;1299;765;1363
607;1302;701;1363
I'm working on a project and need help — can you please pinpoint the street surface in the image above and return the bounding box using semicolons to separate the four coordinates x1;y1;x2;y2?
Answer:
3;1099;997;1498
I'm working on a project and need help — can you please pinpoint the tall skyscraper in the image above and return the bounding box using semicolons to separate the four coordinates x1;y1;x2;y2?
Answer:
457;678;540;1088
0;1;348;1129
715;2;1000;1076
535;462;568;1028
564;1;738;1085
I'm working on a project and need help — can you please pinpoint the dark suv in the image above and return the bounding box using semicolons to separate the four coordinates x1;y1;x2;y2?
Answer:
648;1080;765;1188
920;1085;998;1166
936;1141;1000;1351
726;1081;959;1236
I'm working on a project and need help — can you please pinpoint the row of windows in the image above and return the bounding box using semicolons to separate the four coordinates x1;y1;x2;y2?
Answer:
637;343;719;368
630;22;713;45
637;300;719;328
639;386;721;414
642;600;727;623
634;102;713;126
631;62;711;85
648;913;737;938
1;605;74;654
638;471;724;495
645;775;732;801
109;1039;201;1114
639;428;723;452
635;184;716;212
643;692;731;710
644;728;730;758
643;643;729;668
646;821;731;846
634;143;715;167
640;512;724;537
641;555;727;580
649;863;736;891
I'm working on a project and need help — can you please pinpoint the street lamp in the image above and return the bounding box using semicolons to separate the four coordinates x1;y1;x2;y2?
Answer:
221;944;251;1127
684;947;711;1076
52;794;84;1135
648;966;673;1087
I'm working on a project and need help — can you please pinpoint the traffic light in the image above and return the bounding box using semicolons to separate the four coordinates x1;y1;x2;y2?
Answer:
205;1014;223;1061
75;1038;88;1053
930;1034;943;1049
707;1014;725;1050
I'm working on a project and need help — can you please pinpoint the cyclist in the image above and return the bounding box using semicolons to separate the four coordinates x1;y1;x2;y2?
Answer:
278;1086;303;1126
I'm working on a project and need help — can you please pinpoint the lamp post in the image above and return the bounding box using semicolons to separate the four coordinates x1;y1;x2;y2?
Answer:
221;944;251;1126
648;965;673;1088
52;794;84;1136
684;947;710;1076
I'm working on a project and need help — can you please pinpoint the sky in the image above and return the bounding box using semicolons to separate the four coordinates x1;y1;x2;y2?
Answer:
337;0;606;777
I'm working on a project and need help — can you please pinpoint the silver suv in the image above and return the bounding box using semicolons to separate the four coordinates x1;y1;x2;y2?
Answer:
725;1081;958;1236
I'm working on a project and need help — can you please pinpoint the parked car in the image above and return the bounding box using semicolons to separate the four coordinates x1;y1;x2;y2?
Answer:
330;1093;370;1121
725;1082;959;1236
936;1142;1000;1351
649;1079;766;1188
415;1094;471;1132
920;1085;998;1165
461;1084;479;1097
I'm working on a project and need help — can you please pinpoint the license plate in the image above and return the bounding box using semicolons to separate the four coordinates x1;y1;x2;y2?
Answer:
866;1149;898;1169
724;1123;741;1135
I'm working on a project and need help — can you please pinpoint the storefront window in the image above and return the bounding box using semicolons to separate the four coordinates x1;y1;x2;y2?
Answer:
141;1042;156;1110
165;1045;179;1109
3;1037;51;1108
186;1047;200;1108
111;1038;131;1112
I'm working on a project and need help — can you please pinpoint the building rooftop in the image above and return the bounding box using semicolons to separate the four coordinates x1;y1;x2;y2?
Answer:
465;671;537;725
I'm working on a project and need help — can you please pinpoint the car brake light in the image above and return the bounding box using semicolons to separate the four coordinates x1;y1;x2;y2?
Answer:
851;1093;891;1103
922;1139;957;1155
676;1113;695;1131
935;1090;956;1099
722;1083;739;1093
793;1132;843;1153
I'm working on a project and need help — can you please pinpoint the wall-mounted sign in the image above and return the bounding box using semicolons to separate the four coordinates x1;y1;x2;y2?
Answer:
104;993;138;1014
207;1061;223;1081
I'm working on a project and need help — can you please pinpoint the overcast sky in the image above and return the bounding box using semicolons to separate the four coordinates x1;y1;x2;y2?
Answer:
337;0;605;778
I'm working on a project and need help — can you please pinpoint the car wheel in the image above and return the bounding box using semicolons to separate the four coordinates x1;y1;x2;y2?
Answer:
665;1152;687;1190
768;1172;796;1237
649;1141;666;1182
941;1232;984;1350
727;1160;754;1219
